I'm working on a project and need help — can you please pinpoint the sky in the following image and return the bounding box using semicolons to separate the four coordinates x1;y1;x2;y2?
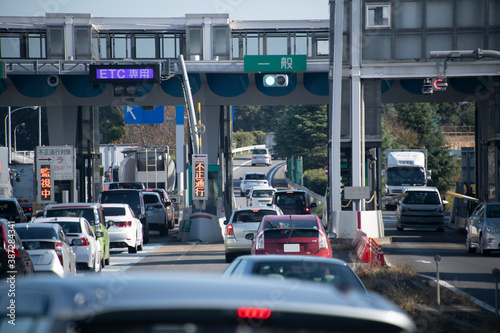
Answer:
2;0;330;21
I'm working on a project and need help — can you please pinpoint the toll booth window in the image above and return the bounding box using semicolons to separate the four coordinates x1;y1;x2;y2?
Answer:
366;4;391;29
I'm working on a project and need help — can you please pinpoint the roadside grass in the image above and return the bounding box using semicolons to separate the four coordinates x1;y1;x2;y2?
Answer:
355;265;500;332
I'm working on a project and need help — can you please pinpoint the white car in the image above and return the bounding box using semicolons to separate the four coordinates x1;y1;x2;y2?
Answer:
223;205;283;263
32;217;102;272
246;186;276;207
14;223;77;278
239;172;269;197
102;203;143;253
251;148;272;166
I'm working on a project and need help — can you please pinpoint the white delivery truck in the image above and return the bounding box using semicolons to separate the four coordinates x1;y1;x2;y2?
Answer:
384;149;431;211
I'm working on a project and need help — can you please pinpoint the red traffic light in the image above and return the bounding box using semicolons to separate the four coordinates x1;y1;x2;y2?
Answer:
432;77;448;91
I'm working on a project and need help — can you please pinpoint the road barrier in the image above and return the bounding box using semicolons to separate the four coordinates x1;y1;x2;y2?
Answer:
353;229;388;267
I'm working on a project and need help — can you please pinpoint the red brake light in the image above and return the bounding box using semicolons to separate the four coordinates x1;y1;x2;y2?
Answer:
54;241;64;265
306;207;310;213
226;224;234;236
238;307;271;319
78;237;90;246
115;221;132;227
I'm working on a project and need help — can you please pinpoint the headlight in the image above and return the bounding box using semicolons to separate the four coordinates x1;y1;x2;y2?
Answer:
486;225;500;234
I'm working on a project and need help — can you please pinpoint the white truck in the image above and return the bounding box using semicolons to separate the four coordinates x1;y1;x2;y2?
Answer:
265;132;279;159
384;149;431;211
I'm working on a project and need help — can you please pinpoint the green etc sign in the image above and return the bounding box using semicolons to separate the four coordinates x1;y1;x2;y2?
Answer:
244;55;307;72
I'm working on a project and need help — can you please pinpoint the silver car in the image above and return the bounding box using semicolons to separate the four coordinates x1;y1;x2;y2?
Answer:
143;191;168;236
224;205;282;262
466;202;500;256
251;148;271;166
32;217;102;272
14;223;77;278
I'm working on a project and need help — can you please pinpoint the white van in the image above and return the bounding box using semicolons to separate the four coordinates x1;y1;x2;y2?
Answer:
396;186;448;232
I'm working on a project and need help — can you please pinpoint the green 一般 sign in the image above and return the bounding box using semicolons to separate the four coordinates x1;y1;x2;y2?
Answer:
244;55;307;72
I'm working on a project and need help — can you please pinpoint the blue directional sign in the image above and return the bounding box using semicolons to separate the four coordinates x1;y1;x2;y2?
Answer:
124;106;164;124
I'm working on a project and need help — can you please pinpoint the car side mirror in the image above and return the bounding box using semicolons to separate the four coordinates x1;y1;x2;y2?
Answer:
107;220;114;227
328;232;337;239
96;231;104;238
223;219;228;225
442;200;449;206
310;202;317;209
71;238;84;246
165;201;172;207
245;233;254;241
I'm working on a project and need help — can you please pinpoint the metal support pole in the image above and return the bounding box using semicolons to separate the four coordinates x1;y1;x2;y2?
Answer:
434;255;441;306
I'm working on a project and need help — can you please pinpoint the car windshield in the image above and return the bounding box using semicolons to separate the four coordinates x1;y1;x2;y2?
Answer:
252;261;365;292
233;209;278;223
103;207;127;217
15;226;58;240
109;182;144;189
402;191;440;205
46;208;96;226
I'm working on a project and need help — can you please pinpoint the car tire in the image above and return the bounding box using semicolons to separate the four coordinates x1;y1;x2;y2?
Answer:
479;235;490;256
138;238;143;251
225;252;236;263
101;257;106;268
128;244;138;254
241;191;245;197
159;223;168;236
466;236;476;253
105;256;110;266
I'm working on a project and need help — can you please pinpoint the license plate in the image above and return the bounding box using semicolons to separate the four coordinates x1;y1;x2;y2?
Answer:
284;244;300;252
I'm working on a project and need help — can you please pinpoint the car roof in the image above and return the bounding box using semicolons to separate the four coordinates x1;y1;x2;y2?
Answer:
101;203;131;208
403;186;438;192
15;222;61;230
46;203;101;209
250;186;275;191
33;217;86;224
243;172;265;175
0;273;416;333
233;206;280;212
262;214;318;221
234;254;348;266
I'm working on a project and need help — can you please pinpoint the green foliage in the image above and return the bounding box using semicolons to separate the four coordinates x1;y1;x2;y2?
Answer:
233;130;266;148
303;168;328;195
234;105;286;132
99;106;126;144
275;105;328;170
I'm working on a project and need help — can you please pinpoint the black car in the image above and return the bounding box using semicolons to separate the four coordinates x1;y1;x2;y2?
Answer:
272;190;316;215
0;198;28;223
99;189;150;243
107;181;145;190
0;218;34;278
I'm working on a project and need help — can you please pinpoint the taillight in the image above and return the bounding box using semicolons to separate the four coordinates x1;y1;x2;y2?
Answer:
264;181;268;185
256;232;265;250
305;207;310;213
54;241;64;265
226;224;234;236
77;238;90;246
249;199;253;206
115;221;132;227
319;231;328;249
238;307;271;319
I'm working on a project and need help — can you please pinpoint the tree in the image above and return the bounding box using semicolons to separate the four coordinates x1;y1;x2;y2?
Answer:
274;105;328;170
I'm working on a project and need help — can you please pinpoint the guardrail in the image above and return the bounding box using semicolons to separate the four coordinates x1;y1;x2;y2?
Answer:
231;145;265;155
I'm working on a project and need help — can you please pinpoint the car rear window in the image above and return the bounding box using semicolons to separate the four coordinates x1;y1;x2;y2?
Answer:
0;202;17;214
402;191;440;205
15;227;58;240
51;221;82;234
274;193;306;206
46;208;96;226
109;182;144;189
264;219;317;229
252;149;268;155
232;209;278;223
101;191;141;210
264;228;319;238
103;207;127;217
252;190;275;198
245;174;266;180
143;194;160;204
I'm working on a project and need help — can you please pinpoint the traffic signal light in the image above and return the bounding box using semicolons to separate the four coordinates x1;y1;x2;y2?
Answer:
113;84;137;99
422;78;433;95
263;74;288;87
432;77;448;91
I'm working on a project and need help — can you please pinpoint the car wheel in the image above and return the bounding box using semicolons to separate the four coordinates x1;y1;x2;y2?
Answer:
128;244;138;254
159;223;168;236
138;238;143;251
466;235;476;254
105;255;110;266
225;252;236;263
241;190;245;197
101;257;106;268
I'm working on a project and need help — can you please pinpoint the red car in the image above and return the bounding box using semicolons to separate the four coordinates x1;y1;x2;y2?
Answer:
249;215;335;258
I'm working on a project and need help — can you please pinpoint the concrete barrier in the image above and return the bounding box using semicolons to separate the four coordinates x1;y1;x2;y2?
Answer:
330;210;384;239
180;211;224;242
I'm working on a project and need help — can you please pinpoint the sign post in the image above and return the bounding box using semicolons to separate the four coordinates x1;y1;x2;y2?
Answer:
36;146;75;204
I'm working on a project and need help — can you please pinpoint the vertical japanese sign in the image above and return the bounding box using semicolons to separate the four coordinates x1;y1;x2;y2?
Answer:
38;164;53;203
192;154;208;201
